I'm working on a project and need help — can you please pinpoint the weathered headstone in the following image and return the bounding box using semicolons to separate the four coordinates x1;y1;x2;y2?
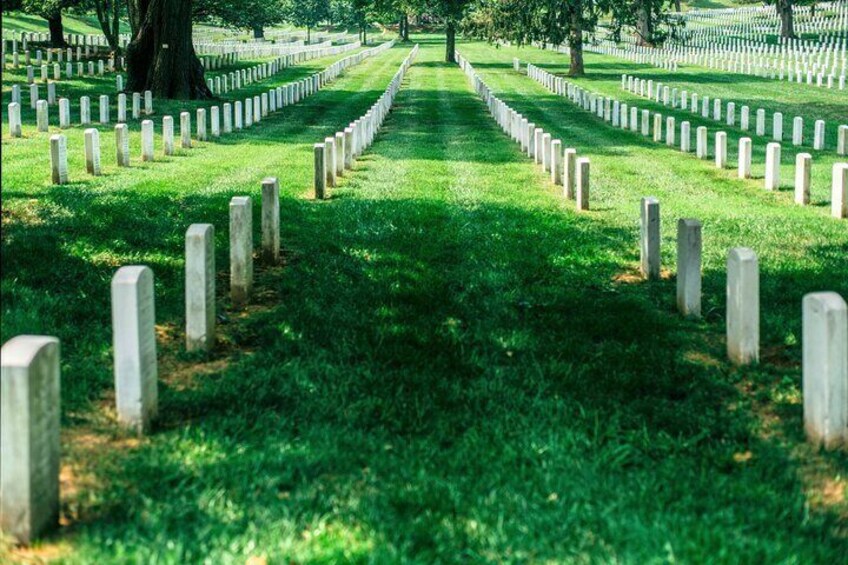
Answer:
36;99;49;132
49;134;67;184
261;178;280;263
551;139;562;185
229;196;253;306
681;121;691;153
727;247;759;365
794;153;812;205
141;119;154;162
180;111;191;149
677;219;702;318
814;120;826;151
80;95;90;125
793;116;804;146
117;92;127;123
115;123;130;166
563;148;576;200
196;108;207;142
185;224;216;352
210;106;220;138
802;292;847;448
715;131;727;168
773;112;783;141
8;102;22;137
765;142;781;190
325;137;337;187
838;125;847;156
0;335;61;545
162;116;174;156
738;137;752;179
99;94;109;124
111;265;158;434
640;197;661;280
696;126;708;159
344;127;354;169
84;128;101;175
576;157;590;211
833;163;848;219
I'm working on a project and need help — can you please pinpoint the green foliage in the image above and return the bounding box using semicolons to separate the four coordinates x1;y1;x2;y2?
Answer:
195;0;288;33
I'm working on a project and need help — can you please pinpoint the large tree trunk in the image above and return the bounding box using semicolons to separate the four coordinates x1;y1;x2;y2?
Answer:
252;25;264;39
636;0;653;46
777;0;795;38
47;12;66;48
445;21;456;63
568;10;584;76
403;14;410;41
674;0;681;13
126;0;211;99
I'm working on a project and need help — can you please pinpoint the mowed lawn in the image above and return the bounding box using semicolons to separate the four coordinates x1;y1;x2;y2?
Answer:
1;35;847;562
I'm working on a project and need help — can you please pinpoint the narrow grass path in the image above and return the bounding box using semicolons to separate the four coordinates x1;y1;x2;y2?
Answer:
3;35;842;562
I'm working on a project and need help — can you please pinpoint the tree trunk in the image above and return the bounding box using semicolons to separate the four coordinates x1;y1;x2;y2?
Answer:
636;0;653;47
403;14;409;41
777;0;795;38
126;0;212;99
674;0;681;12
568;10;584;76
445;21;456;63
47;12;66;48
252;25;264;39
95;0;121;55
307;26;311;43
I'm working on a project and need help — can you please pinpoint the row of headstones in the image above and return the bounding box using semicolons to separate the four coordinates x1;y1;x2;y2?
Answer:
39;44;398;182
200;51;240;71
0;171;291;544
19;57;117;85
464;54;590;210
0;40;411;544
7;90;153;136
195;38;335;59
313;45;420;200
5;44;109;68
462;56;848;456
203;39;370;97
525;63;848;220
4;30;117;47
621;74;848;155
632;199;848;448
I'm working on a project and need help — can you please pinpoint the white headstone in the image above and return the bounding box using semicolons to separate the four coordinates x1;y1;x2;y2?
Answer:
715;131;727;168
141;119;154;161
111;266;158;434
794;153;812;205
162;116;174;156
84;128;101;175
576;157;590;211
802;292;847;448
0;335;61;545
765;142;781;190
8;102;22;137
738;137;752;179
696;126;708;159
229;196;253;306
677;219;702;319
36;99;48;132
261;178;280;263
314;144;326;199
180;111;191;148
115;123;130;167
640;197;661;280
833;163;848;219
727;247;759;365
49;134;67;184
99;94;109;124
185;224;216;352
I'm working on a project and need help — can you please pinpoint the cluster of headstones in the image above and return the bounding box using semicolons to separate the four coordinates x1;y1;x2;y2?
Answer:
7;86;154;136
524;63;848;219
621;74;848;155
464;56;848;455
194;36;336;59
203;39;366;96
34;40;399;184
0;172;289;544
9;51;119;84
314;45;419;200
460;54;590;211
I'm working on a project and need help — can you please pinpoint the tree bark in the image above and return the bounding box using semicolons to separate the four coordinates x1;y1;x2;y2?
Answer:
403;14;410;41
95;0;121;55
445;21;456;63
252;25;264;39
636;0;654;47
126;0;212;100
777;0;795;38
568;10;584;76
674;0;681;13
47;12;66;48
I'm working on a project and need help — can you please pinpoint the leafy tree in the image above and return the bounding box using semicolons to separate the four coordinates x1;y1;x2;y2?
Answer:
283;0;332;42
125;0;212;99
88;0;123;53
428;0;474;62
14;0;83;47
195;0;287;39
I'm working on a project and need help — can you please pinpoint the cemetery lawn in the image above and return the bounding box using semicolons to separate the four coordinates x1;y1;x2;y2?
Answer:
2;36;848;561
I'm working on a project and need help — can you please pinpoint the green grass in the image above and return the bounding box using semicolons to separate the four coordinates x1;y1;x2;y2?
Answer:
1;35;847;562
1;10;132;36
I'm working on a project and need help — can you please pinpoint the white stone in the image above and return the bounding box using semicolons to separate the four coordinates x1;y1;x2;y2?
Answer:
738;137;752;179
795;153;812;205
84;128;101;175
576;157;590;211
838;125;847;156
185;224;216;352
803;292;848;448
111;265;158;433
833;163;848;219
141;120;154;161
115;123;130;166
793;116;804;146
551;139;562;185
36;99;48;132
765;142;781;190
814;120;826;150
696;126;708;159
563;148;576;200
210;106;220;138
261;178;280;263
681;121;690;153
640;197;661;280
117;93;127;122
666;117;675;146
99;94;109;124
180;112;191;149
0;335;61;545
80;96;90;125
727;247;759;365
162;116;174;156
677;219;702;319
229;196;253;306
773;112;783;141
49;134;67;184
325;137;336;187
8;102;22;137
